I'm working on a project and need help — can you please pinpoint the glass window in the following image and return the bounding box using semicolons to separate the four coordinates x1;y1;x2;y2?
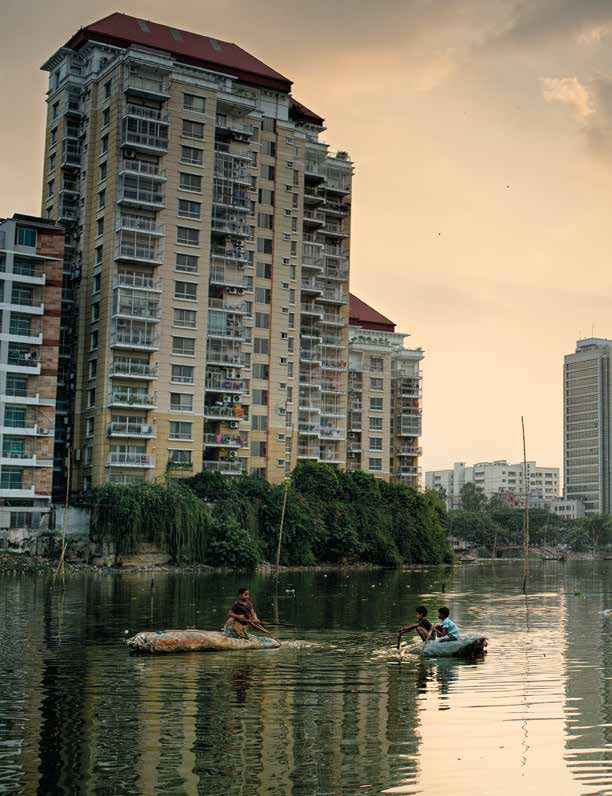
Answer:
181;146;203;166
256;262;272;279
369;416;383;431
179;172;202;193
253;389;268;405
170;393;193;411
254;337;269;355
369;437;383;451
174;308;197;328
255;287;271;304
369;458;382;472
257;238;273;254
253;363;269;380
255;312;270;329
176;227;199;246
174;281;198;301
183;93;206;113
178;199;201;219
176;253;198;273
104;80;112;99
171;364;194;384
15;227;37;248
252;415;268;431
182;119;204;140
370;397;383;412
370;377;384;391
169;421;192;440
172;337;195;356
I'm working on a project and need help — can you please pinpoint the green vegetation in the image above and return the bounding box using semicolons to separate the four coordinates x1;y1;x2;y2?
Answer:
446;484;612;554
87;463;452;569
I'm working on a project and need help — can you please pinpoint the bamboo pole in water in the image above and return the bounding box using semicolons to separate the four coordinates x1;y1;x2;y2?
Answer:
521;417;529;594
54;448;71;582
274;476;290;578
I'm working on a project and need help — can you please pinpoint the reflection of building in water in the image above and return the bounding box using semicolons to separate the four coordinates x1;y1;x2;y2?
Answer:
562;564;611;791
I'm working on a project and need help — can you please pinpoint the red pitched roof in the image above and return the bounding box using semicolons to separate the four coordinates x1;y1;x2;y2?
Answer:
289;97;325;126
349;293;396;333
65;13;292;93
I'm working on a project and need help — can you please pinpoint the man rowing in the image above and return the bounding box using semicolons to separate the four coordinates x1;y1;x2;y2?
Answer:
225;587;266;639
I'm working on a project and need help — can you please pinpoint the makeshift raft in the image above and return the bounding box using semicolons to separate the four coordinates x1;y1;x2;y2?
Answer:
422;634;487;659
126;629;280;654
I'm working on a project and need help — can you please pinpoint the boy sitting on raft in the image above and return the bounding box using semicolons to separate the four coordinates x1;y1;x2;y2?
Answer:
398;605;433;645
225;587;261;639
426;606;460;643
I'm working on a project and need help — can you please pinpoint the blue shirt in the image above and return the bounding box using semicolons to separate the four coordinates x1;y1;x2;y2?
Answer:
441;617;459;639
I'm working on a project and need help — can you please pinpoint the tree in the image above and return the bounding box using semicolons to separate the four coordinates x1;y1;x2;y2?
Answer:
460;483;487;513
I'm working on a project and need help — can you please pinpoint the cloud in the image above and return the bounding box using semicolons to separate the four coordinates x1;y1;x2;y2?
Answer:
502;0;612;45
541;77;594;118
541;74;612;160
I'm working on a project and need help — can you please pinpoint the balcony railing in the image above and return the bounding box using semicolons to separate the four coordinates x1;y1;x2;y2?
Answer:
206;349;245;367
208;298;250;314
122;129;168;151
211;216;251;237
202;460;244;475
109;389;158;407
118;181;164;207
321;312;344;326
110;360;159;378
209;264;249;288
205;373;248;392
113;271;162;291
204;433;246;448
300;303;323;318
120;159;166;179
115;239;164;265
215;116;253;136
318;286;348;304
301;277;323;294
110;330;160;349
125;74;170;98
108;422;156;437
303;209;326;225
107;452;156;467
124;103;169;123
116;215;164;235
204;405;242;419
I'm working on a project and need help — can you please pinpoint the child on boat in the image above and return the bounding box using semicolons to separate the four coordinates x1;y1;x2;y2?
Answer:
398;605;433;644
428;606;460;643
225;587;260;639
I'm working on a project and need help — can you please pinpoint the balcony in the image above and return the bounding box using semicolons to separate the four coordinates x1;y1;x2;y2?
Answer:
0;483;39;499
317;286;348;305
324;200;349;216
321;380;345;394
303;209;326;227
215;153;250;185
396;445;422;457
2;387;55;406
108;389;158;409
60;176;80;194
321;312;344;327
107;452;156;467
298;422;319;435
124;73;171;99
299;373;321;388
120;159;166;180
297;445;320;459
302;244;325;270
207;324;245;341
319;425;345;440
204;405;243;420
397;419;422;436
6;353;41;375
124;102;169;123
204;433;246;448
324;263;349;281
205;372;249;393
118;178;165;209
211;213;251;238
319;448;344;464
64;96;83;116
301;277;323;296
322;334;343;348
108;422;156;438
300;349;321;365
110;360;159;380
60;139;81;168
0;452;52;467
322;221;348;237
113;292;161;322
304;186;325;206
206;348;245;367
213;184;250;211
116;214;164;236
1;421;51;437
122;126;169;153
322;359;346;371
208;297;250;314
321;403;344;417
115;231;164;265
113;271;162;291
110;328;160;351
215;115;254;138
202;460;244;475
209;264;249;289
210;244;251;266
300;303;323;319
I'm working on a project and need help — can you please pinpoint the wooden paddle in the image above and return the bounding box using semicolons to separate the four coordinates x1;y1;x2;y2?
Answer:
249;620;279;644
259;619;295;628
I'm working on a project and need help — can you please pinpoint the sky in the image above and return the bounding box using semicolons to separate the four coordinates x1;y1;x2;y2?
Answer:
2;0;612;475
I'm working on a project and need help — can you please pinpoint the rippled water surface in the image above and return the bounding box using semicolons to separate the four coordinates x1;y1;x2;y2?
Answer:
0;561;610;795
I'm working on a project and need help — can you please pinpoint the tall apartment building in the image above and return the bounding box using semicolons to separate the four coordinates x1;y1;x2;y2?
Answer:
0;215;64;538
425;460;560;509
40;13;352;491
563;337;612;514
347;295;423;486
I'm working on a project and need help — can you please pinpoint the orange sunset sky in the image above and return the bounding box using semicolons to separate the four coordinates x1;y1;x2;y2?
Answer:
2;0;612;475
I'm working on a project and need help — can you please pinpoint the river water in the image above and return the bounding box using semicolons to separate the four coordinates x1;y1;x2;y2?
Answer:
0;560;610;795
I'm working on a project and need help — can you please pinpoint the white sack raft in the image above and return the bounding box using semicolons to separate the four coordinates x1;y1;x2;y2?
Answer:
126;629;281;654
422;634;487;659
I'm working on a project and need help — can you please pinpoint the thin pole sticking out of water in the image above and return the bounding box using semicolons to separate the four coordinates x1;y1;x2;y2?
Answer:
274;476;290;579
521;417;529;594
53;448;71;583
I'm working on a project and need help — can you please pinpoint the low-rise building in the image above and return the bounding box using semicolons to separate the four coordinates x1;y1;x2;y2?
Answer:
0;214;64;543
548;497;585;521
426;460;560;509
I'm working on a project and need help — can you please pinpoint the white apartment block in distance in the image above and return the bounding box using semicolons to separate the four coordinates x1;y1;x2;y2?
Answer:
564;338;612;514
0;215;64;542
347;295;423;486
425;460;560;509
40;13;353;490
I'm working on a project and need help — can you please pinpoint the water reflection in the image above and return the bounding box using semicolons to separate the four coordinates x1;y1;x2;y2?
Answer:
0;562;609;794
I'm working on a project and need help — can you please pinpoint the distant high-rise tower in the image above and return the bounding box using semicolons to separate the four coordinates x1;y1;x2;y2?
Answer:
40;13;352;491
563;338;612;514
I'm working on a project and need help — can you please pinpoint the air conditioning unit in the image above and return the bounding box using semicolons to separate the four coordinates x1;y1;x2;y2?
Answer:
229;450;237;459
230;421;239;429
228;287;238;294
38;427;49;435
279;408;286;416
236;288;244;295
223;394;231;403
232;395;240;403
